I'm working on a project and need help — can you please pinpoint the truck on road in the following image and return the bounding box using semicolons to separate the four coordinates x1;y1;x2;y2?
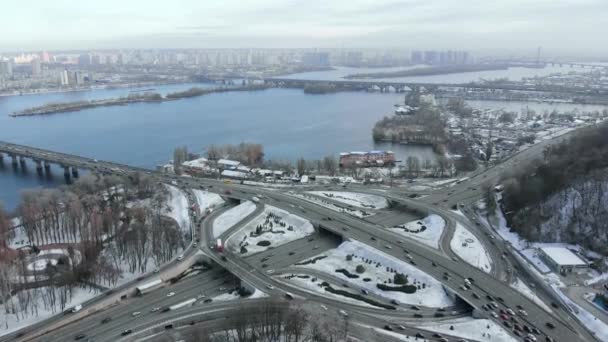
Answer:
168;298;197;311
71;304;82;313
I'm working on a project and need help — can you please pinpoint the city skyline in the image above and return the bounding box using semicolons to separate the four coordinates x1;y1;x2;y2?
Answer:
3;0;608;56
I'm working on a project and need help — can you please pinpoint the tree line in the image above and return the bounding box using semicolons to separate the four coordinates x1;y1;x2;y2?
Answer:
188;298;354;342
501;122;608;254
0;172;185;325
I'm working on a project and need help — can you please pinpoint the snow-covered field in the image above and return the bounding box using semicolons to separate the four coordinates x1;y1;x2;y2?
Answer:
295;240;454;308
163;185;191;235
276;274;378;308
291;193;373;218
389;215;445;249
510;278;552;313
213;201;257;238
226;205;314;256
192;189;224;212
0;287;100;337
307;191;388;209
417;317;517;342
450;224;492;273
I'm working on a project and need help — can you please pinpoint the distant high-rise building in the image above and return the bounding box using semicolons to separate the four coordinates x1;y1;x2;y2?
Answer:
411;51;423;64
41;51;51;63
60;69;69;86
424;51;439;65
1;59;14;77
345;51;363;66
302;52;330;67
91;54;101;65
78;53;91;66
74;71;85;85
31;58;41;75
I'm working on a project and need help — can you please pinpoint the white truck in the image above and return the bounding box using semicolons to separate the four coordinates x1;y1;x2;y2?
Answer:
168;298;197;311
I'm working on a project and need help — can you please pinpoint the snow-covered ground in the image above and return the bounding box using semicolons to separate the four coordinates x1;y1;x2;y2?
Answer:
276;274;378;308
226;205;314;256
248;289;268;299
371;328;420;342
163;185;191;235
417;317;517;342
389;215;445;249
0;286;100;337
295;240;454;308
307;191;388;209
519;249;552;273
211;291;241;302
450;224;492;273
291;193;373;218
212;201;257;238
510;278;553;313
192;189;224;212
552;284;608;342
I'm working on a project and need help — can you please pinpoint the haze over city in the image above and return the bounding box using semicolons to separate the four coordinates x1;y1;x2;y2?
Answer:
2;0;608;56
1;1;608;342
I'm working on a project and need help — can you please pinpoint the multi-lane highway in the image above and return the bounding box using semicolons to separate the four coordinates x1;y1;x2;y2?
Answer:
1;127;600;342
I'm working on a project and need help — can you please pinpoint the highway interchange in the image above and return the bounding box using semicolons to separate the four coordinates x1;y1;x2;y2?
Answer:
0;128;601;342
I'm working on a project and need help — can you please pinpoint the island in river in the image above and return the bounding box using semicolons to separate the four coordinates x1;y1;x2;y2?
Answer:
10;84;270;117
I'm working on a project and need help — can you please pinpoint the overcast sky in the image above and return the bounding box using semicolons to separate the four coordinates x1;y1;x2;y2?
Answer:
2;0;606;55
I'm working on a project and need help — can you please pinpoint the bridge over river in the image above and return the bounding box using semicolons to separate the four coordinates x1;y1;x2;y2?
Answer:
265;77;608;96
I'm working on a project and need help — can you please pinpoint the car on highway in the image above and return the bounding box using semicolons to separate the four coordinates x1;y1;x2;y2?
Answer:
151;307;161;312
166;292;175;297
101;317;112;324
545;322;555;329
121;329;132;336
131;311;141;317
74;333;87;340
384;244;392;249
384;325;393;331
266;284;275;290
204;298;213;303
339;310;348;317
177;255;184;261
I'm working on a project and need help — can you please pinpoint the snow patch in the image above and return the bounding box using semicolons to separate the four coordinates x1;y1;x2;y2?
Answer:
417;317;517;342
295;240;454;308
163;185;191;235
213;201;257;238
227;205;314;256
192;189;224;212
389;215;445;249
307;191;388;209
450;224;492;273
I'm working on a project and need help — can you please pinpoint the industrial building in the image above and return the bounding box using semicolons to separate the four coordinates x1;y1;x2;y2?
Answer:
339;151;395;167
538;246;589;274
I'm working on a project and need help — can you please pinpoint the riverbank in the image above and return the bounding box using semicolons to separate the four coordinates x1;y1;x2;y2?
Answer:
10;84;270;117
344;63;534;79
0;80;192;98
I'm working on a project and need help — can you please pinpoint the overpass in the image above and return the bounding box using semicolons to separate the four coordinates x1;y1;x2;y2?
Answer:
0;139;599;342
0;141;151;181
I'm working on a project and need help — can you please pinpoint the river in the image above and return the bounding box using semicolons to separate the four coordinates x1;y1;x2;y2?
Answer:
0;84;413;212
1;65;606;213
